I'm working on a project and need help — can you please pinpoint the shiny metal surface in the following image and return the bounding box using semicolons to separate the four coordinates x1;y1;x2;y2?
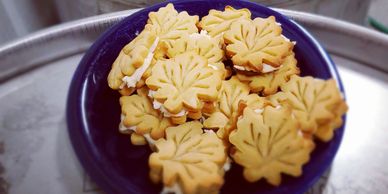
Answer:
0;9;387;194
1;9;388;84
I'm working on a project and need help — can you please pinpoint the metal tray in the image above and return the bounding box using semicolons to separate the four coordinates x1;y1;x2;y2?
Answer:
0;9;387;194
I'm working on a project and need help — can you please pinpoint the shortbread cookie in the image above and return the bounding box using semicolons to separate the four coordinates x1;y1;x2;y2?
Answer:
146;52;222;124
107;29;159;94
269;75;346;134
167;31;227;78
198;6;251;44
229;106;315;185
236;52;300;95
119;87;173;146
146;3;199;50
203;77;250;140
315;99;348;142
241;93;270;111
149;121;227;194
223;17;293;73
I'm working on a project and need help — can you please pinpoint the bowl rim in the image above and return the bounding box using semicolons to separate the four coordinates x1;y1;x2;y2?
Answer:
66;0;346;194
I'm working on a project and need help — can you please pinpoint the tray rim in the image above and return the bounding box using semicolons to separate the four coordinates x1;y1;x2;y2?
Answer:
0;7;388;83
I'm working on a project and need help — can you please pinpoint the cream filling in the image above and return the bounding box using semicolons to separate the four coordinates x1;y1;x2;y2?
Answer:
120;37;159;89
254;108;264;114
189;30;211;40
119;114;137;133
208;64;219;70
223;157;232;172
161;182;183;194
234;64;281;73
119;114;157;146
149;90;188;117
143;133;156;146
262;64;282;73
297;130;304;137
281;34;297;45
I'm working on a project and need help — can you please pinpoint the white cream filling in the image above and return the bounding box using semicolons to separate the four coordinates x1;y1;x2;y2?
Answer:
149;90;188;117
233;65;248;71
262;64;282;73
189;30;211;40
275;105;282;110
234;63;281;73
120;37;159;89
223;157;232;172
297;130;304;137
148;89;157;98
254;108;264;114
119;114;137;133
208;64;219;70
119;114;157;146
161;182;183;194
143;133;156;146
281;34;296;45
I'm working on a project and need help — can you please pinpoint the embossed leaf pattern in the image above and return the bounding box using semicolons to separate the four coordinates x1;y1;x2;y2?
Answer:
149;122;226;194
229;106;314;185
224;17;293;71
199;6;251;38
237;52;300;95
146;3;199;49
120;88;172;140
204;77;249;140
167;33;224;64
146;53;222;113
274;76;343;133
107;30;157;89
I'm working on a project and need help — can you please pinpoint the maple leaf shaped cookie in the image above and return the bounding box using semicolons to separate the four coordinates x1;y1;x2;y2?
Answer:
315;99;348;142
107;30;158;91
149;121;226;194
146;52;222;120
167;31;227;79
229;106;315;185
119;87;173;146
236;52;300;95
198;6;251;42
269;75;345;134
146;3;199;50
203;77;250;140
224;17;293;73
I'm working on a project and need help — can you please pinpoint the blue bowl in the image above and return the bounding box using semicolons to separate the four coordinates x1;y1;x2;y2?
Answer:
67;0;346;194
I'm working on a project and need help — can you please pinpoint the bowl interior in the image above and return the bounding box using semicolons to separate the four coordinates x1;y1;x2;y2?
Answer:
67;0;345;194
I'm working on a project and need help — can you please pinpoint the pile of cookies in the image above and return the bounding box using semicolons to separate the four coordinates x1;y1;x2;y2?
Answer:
107;4;348;194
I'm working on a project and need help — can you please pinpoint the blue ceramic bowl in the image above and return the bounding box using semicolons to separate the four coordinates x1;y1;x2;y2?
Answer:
67;0;346;194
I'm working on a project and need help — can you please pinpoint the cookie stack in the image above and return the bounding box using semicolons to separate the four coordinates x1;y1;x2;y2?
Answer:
107;4;348;194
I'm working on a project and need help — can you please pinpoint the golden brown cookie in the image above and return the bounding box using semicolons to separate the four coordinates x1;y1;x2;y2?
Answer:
146;3;199;50
315;99;348;142
107;29;159;94
203;77;250;140
149;121;227;194
229;105;315;185
223;17;294;73
119;87;173;146
198;6;251;44
269;75;346;134
236;52;300;95
146;52;222;124
166;31;227;78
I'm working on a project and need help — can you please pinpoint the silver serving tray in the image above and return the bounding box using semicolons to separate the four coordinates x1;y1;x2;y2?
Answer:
0;9;387;194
